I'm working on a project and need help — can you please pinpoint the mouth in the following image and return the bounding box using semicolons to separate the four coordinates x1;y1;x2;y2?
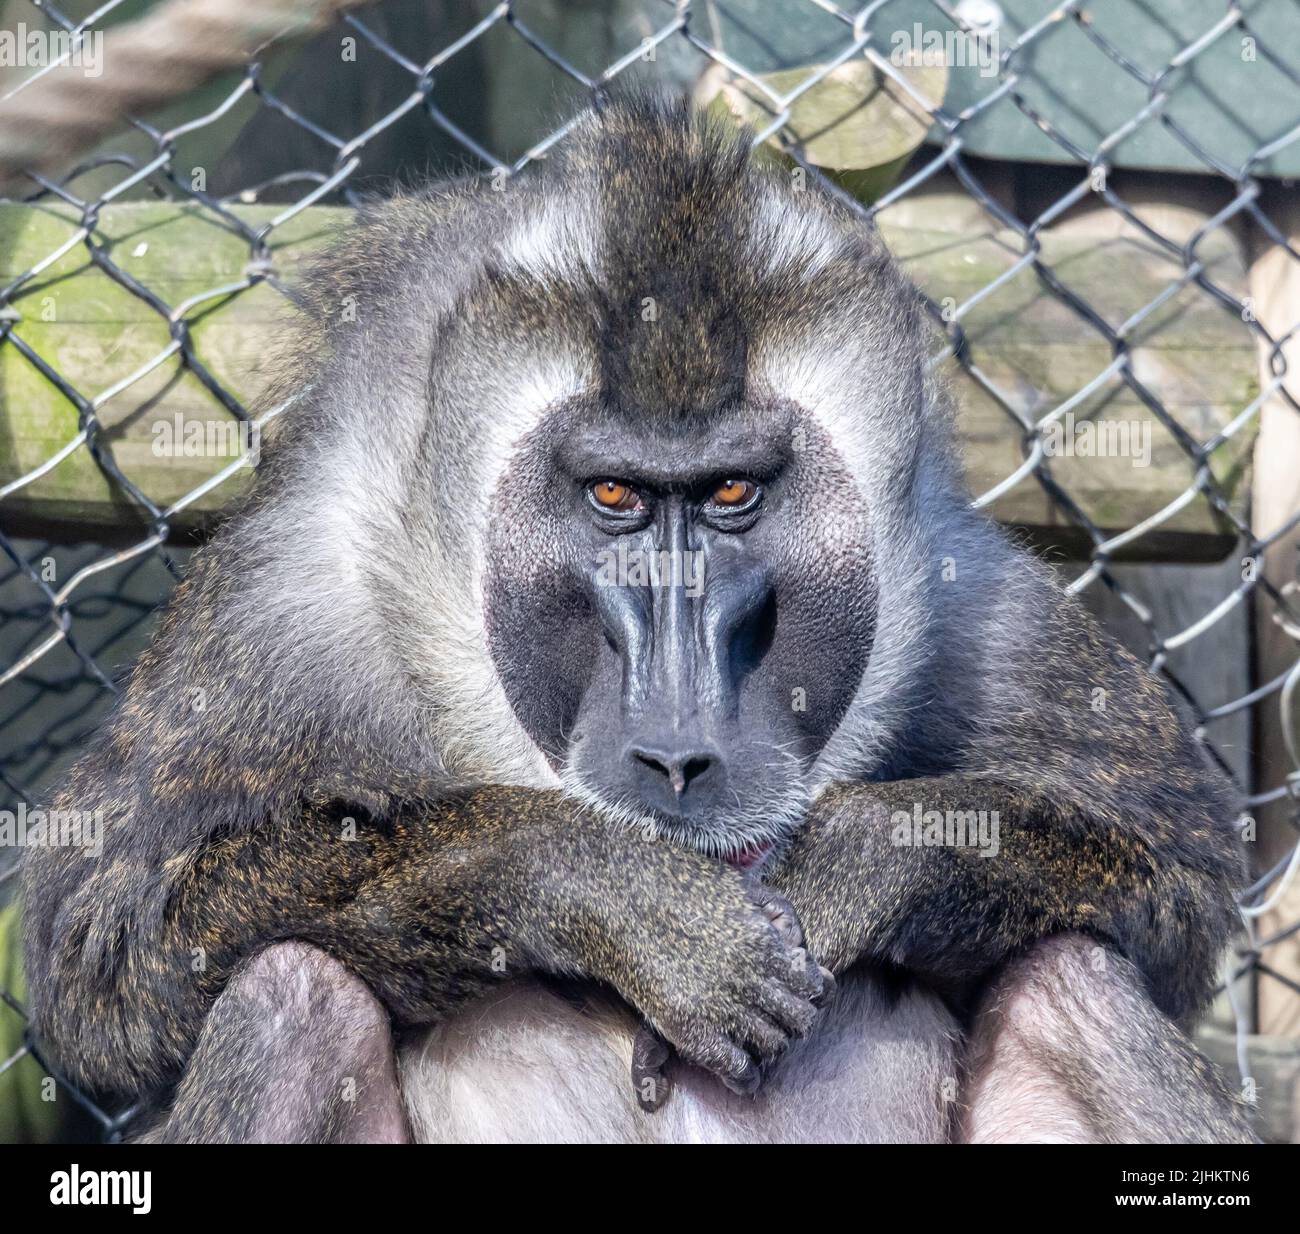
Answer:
724;840;773;870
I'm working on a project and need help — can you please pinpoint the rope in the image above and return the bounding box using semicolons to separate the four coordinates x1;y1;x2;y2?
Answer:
0;0;377;192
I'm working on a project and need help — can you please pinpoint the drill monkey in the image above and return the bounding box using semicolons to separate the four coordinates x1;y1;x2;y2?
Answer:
23;97;1249;1143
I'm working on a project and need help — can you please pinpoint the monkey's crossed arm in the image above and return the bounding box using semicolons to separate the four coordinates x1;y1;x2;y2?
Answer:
770;775;1235;1019
23;784;826;1100
632;761;1239;1102
764;611;1242;1029
766;617;1239;1030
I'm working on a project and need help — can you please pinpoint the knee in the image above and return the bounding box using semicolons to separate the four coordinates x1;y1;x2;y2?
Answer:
962;933;1253;1144
977;933;1132;1037
229;941;389;1039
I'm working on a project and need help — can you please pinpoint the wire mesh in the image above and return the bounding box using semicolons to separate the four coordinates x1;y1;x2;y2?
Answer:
0;0;1297;1141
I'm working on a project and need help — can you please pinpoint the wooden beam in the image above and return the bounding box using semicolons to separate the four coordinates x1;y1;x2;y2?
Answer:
0;200;338;541
1246;184;1300;1039
0;194;1258;557
885;178;1256;561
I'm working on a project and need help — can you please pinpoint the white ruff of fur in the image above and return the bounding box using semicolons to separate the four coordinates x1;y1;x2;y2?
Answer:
557;761;808;864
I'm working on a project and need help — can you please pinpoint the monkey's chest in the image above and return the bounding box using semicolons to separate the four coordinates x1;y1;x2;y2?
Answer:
397;971;959;1143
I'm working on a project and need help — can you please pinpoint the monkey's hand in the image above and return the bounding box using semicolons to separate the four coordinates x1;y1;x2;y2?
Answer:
521;835;830;1100
629;883;831;1108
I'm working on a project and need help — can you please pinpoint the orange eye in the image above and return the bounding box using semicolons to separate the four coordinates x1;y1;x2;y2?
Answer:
710;478;758;508
590;479;641;511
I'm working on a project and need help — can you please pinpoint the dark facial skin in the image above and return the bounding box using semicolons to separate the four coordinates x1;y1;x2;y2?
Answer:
484;401;878;860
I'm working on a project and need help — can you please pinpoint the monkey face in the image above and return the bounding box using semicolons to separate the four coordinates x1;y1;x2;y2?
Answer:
395;103;925;860
484;400;876;862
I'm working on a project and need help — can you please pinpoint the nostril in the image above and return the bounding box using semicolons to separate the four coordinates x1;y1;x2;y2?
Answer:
679;757;712;791
630;747;716;798
633;750;670;780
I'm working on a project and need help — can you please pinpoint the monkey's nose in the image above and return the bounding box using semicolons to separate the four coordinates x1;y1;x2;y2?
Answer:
628;744;720;800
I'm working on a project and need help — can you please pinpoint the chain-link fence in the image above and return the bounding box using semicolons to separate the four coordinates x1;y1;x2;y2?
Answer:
0;0;1298;1142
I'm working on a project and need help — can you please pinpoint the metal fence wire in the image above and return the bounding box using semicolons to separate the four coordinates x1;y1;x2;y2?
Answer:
0;0;1298;1142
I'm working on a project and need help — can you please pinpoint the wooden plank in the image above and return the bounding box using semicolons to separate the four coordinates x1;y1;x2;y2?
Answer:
1246;186;1300;1039
0;194;1258;555
705;0;1300;177
702;57;947;204
884;178;1257;559
0;201;340;539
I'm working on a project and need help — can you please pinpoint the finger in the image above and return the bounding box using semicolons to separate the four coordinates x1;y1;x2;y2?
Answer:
632;1023;673;1113
764;944;825;1002
688;1037;761;1097
750;886;803;948
739;1009;793;1063
757;978;821;1038
812;965;837;1008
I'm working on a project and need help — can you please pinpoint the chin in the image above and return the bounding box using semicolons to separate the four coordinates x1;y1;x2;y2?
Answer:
561;764;806;870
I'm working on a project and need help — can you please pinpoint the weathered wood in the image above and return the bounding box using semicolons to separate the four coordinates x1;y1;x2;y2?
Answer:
0;201;339;539
701;58;947;204
0;192;1258;555
885;178;1257;560
704;0;1300;179
1246;185;1300;1039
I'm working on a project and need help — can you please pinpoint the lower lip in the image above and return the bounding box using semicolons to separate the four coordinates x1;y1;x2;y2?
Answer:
725;842;772;870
